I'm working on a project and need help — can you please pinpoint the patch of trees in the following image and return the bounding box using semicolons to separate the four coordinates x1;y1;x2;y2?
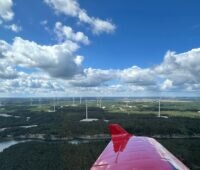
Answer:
0;141;107;170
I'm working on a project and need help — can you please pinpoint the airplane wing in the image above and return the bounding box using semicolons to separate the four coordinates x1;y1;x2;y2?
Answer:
91;124;189;170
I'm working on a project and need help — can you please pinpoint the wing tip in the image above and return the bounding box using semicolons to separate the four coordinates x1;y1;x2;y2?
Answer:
108;124;131;136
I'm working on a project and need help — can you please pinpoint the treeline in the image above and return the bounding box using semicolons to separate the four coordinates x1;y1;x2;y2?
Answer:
1;106;200;139
106;113;200;136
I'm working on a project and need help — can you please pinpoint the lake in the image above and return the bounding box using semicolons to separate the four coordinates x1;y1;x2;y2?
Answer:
0;140;29;152
0;139;91;153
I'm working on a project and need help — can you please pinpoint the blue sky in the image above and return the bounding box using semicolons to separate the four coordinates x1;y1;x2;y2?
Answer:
0;0;200;97
1;0;200;68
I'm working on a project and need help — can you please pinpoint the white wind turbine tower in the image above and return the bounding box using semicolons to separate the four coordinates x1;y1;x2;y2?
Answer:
96;97;99;107
157;98;168;119
99;98;102;108
80;99;98;122
39;98;41;110
53;97;56;112
72;97;76;106
80;97;82;105
85;99;88;120
95;97;101;108
48;97;56;112
158;98;161;118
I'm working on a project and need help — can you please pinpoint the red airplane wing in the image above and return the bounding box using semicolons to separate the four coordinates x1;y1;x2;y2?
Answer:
91;124;189;170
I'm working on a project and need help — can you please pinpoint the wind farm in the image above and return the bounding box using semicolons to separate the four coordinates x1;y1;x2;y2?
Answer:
0;97;200;169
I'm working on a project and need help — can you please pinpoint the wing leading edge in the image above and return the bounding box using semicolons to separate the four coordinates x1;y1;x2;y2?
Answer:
91;124;189;170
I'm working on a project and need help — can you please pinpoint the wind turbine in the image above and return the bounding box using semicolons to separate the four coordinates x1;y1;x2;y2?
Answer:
85;99;88;120
80;97;82;105
158;99;161;118
39;98;41;110
80;98;98;122
99;98;102;108
157;98;168;119
72;97;76;106
96;97;99;107
53;97;56;112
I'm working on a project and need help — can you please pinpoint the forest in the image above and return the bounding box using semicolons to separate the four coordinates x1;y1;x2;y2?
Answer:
0;139;200;170
0;98;200;169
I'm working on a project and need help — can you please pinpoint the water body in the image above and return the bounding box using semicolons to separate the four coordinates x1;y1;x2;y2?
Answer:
0;139;93;153
0;113;13;117
19;125;38;128
0;128;8;132
0;113;20;118
0;140;30;152
68;140;90;145
0;125;38;133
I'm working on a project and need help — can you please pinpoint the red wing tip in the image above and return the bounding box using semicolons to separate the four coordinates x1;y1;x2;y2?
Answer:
108;124;132;136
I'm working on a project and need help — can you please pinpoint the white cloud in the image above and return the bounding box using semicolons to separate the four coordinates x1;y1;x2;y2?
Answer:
40;20;48;26
0;40;10;58
78;9;116;35
155;49;200;86
54;22;90;45
0;72;66;96
44;0;116;34
90;18;116;35
44;0;79;17
161;79;173;90
74;55;84;65
1;34;200;96
69;68;117;87
4;24;22;32
120;66;156;86
0;60;18;79
0;0;14;21
0;37;84;79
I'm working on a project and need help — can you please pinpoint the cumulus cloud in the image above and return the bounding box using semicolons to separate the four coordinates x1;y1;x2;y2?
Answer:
161;79;173;90
0;37;84;79
0;72;66;96
12;73;64;90
44;0;79;16
44;0;116;34
69;68;117;87
0;60;18;79
89;18;116;35
0;0;14;21
4;24;22;32
0;0;22;33
120;66;156;86
54;22;90;45
155;49;200;87
1;35;200;96
0;40;10;58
